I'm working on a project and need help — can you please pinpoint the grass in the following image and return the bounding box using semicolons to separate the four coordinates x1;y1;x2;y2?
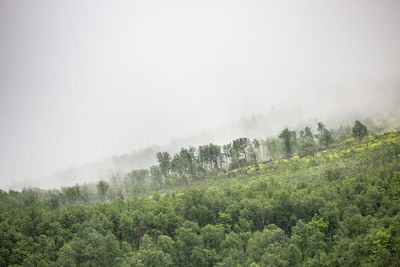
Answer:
150;130;400;198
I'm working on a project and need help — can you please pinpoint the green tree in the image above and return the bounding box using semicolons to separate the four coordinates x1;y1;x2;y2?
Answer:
320;128;333;147
231;138;250;170
352;120;368;141
222;143;233;169
156;152;171;177
316;122;334;147
198;144;221;171
201;224;225;250
175;221;202;266
157;235;175;256
62;184;82;205
96;180;109;202
279;128;297;158
150;165;163;189
298;127;316;157
247;225;289;265
57;244;77;267
264;139;278;160
252;139;261;162
121;235;172;267
317;122;325;139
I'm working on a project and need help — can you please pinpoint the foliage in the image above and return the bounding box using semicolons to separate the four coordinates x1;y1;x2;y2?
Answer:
279;128;297;157
1;120;400;266
353;120;368;141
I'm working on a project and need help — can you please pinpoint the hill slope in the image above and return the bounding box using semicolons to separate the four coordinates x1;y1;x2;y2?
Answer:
0;130;400;266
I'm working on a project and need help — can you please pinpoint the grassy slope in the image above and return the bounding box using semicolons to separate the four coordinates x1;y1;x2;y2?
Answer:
154;129;400;197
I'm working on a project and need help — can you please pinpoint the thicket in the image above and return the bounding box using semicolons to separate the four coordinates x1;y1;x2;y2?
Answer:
1;121;400;266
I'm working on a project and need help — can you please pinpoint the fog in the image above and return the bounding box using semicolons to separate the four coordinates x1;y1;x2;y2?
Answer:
1;0;400;190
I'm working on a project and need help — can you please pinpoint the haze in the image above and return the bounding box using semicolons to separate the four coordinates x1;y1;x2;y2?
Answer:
1;0;400;189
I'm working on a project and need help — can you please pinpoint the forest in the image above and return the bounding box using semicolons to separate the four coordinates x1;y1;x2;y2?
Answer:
1;119;400;266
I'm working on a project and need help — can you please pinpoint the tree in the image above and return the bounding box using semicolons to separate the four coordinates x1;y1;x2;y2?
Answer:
175;221;202;266
198;144;221;171
249;147;258;168
317;122;325;139
126;169;149;193
62;184;83;205
170;154;183;176
96;180;109;202
157;235;175;256
178;147;197;177
298;127;316;157
209;144;222;170
316;122;333;148
57;244;77;267
150;166;163;189
247;225;289;265
201;224;225;250
252;139;261;160
121;234;172;267
352;120;368;141
335;124;352;142
232;138;250;170
279;128;297;158
222;143;233;169
264;139;278;160
156;152;171;177
320;128;333;147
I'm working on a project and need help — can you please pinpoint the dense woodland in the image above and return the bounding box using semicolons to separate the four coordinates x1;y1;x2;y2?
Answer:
1;119;400;266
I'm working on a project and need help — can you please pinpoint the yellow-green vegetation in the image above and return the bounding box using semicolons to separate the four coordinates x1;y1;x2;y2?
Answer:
155;130;400;196
1;125;400;266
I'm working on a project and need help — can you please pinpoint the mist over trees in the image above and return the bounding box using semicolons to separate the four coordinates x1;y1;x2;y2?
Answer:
1;117;400;266
3;116;394;205
4;119;378;206
1;0;400;265
4;110;398;191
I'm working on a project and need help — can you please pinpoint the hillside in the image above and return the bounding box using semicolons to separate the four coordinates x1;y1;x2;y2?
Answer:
1;125;400;266
9;110;393;191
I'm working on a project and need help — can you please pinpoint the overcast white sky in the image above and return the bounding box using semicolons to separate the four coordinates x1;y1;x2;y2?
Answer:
1;0;400;188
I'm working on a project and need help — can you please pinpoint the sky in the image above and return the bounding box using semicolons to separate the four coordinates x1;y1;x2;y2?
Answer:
1;0;400;189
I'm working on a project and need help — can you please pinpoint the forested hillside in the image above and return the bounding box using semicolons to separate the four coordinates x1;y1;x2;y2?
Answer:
1;121;400;266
